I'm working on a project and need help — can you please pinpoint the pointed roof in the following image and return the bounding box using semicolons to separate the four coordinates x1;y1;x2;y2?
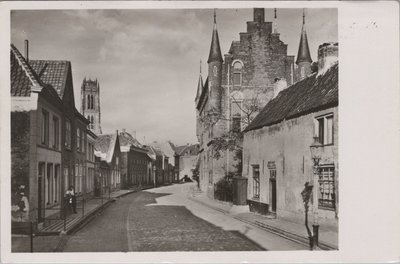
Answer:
29;60;71;99
296;10;312;64
94;132;120;163
10;44;43;97
195;60;204;101
118;130;143;149
207;10;223;63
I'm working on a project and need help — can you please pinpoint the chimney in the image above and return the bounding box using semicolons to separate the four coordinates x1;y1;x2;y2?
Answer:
273;78;288;98
122;128;126;133
24;40;29;62
317;42;338;75
253;8;265;23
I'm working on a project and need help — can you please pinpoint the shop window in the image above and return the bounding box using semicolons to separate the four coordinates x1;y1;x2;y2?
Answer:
318;166;336;210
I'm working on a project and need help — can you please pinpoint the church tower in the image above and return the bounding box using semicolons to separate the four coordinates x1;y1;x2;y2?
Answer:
207;9;223;113
296;9;312;80
81;78;102;135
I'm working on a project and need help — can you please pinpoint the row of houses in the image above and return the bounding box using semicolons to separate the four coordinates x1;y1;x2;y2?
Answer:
10;42;198;227
195;9;338;229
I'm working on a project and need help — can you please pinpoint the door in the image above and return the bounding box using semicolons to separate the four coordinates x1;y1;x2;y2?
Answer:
270;179;276;212
269;168;277;213
38;176;43;222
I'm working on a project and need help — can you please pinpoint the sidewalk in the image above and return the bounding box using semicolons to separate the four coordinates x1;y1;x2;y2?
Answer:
11;186;152;252
188;189;338;250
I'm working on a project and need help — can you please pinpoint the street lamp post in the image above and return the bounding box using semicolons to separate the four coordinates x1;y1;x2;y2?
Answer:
310;136;322;250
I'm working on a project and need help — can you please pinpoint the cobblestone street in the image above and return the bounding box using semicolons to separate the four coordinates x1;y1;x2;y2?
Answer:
61;183;306;251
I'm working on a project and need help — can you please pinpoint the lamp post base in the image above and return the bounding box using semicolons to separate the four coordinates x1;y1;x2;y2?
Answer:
312;224;319;250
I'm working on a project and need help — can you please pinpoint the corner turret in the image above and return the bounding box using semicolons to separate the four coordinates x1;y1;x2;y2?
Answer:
296;9;312;80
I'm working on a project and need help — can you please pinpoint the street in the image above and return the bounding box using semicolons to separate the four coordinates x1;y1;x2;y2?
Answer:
61;183;307;251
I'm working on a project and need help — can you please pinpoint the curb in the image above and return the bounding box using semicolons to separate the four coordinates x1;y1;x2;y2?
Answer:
53;187;155;252
188;195;337;251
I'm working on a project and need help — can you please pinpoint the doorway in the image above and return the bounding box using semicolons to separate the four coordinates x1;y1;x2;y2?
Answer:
38;176;43;222
269;168;277;213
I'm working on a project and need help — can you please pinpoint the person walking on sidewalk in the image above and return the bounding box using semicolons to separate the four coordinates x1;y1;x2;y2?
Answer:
65;186;77;214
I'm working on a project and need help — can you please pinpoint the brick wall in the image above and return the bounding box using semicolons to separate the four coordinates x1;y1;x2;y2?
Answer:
11;111;31;221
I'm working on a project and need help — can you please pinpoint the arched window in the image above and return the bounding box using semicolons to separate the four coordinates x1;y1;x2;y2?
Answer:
232;61;243;86
91;95;94;109
87;95;90;109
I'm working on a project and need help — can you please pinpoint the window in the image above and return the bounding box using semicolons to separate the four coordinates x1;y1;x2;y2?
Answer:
213;66;218;76
41;110;49;145
231;100;242;133
77;128;81;151
65;119;71;149
252;165;260;198
232;61;243;86
318;166;336;210
81;130;85;153
233;73;241;85
315;114;334;145
87;95;90;109
52;116;59;149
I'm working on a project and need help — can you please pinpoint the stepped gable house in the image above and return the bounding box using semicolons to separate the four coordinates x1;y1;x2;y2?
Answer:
243;42;338;227
195;8;307;199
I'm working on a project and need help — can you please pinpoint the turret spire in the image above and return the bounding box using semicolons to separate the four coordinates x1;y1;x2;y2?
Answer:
273;8;278;34
195;59;204;101
207;9;223;63
296;8;312;65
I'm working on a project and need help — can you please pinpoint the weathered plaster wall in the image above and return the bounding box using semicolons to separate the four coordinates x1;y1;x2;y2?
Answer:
243;107;338;226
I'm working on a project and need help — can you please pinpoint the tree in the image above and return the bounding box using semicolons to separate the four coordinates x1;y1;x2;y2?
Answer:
199;94;263;166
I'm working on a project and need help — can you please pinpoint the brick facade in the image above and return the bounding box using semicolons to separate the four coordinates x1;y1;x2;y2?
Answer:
196;9;301;199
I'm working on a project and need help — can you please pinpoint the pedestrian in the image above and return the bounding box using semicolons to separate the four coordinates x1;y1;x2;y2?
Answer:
65;186;77;213
17;192;29;221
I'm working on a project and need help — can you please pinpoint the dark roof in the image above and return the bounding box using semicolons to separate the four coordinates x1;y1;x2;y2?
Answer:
175;145;188;155
29;60;70;98
245;63;338;132
296;22;312;64
195;73;203;102
207;20;223;63
175;144;199;156
95;134;112;154
10;44;42;97
118;131;142;148
196;77;209;110
182;144;200;156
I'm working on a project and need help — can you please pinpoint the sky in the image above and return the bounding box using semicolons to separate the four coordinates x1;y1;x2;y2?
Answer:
11;8;337;146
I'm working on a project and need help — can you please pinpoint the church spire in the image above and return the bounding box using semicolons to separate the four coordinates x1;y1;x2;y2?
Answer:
195;60;203;101
207;9;223;63
296;9;312;64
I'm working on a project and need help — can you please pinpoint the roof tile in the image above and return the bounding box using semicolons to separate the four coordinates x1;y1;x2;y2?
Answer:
245;63;338;132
